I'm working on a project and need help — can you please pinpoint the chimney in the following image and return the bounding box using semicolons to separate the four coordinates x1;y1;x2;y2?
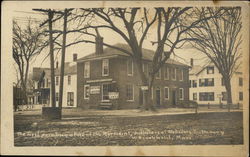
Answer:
95;28;103;55
73;53;77;62
190;58;194;67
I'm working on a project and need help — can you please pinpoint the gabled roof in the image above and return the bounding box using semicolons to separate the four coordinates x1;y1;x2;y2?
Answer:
55;62;77;76
77;43;189;67
33;63;77;81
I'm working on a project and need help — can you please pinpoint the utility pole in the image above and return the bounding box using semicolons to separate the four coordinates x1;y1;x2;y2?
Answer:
33;8;64;119
58;9;70;108
48;10;56;108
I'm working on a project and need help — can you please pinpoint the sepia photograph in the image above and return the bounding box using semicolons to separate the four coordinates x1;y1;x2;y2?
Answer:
1;0;249;156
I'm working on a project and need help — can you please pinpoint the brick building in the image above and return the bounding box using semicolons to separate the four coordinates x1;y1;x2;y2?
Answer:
77;37;190;109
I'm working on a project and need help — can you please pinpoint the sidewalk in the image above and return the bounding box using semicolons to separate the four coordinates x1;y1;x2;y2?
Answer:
15;107;243;117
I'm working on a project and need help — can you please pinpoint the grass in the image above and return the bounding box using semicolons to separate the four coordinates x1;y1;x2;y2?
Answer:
14;111;243;146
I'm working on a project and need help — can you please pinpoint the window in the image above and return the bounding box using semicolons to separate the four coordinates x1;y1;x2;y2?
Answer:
207;66;214;74
221;78;225;86
189;80;192;88
56;76;59;86
84;85;90;100
193;93;197;101
56;92;59;101
102;83;112;101
179;88;184;100
179;69;183;81
171;68;176;80
68;75;71;85
126;84;134;101
164;87;169;100
164;66;169;80
199;78;214;87
127;59;133;76
84;62;90;78
222;92;227;101
102;59;109;76
239;77;243;86
192;80;197;88
199;92;214;101
239;92;243;101
67;92;74;106
156;68;161;79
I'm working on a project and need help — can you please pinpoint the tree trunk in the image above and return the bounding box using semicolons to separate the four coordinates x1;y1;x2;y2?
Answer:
224;76;232;112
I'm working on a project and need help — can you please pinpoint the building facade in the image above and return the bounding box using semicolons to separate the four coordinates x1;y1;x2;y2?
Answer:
189;60;243;105
55;62;77;108
32;54;77;107
77;40;190;109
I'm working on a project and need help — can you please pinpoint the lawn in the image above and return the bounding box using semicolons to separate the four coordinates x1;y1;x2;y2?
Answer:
14;110;243;146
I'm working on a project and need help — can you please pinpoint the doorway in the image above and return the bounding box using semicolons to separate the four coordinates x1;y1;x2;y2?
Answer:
156;89;161;106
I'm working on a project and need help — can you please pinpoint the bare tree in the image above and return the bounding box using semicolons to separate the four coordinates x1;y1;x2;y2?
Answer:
13;20;47;104
187;7;242;111
71;7;220;110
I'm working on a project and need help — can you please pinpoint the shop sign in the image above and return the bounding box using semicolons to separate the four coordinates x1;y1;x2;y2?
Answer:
109;92;119;99
90;86;100;94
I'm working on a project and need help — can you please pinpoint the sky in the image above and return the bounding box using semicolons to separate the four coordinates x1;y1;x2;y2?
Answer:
12;8;209;82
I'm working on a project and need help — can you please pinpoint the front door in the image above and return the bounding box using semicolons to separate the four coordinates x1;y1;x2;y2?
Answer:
172;90;176;106
156;89;161;106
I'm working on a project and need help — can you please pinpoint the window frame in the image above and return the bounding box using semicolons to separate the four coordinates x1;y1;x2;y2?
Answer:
55;76;59;86
179;88;184;100
127;59;133;76
155;68;161;79
102;59;109;76
84;84;90;100
164;66;169;80
164;87;169;100
84;61;90;78
171;68;176;80
67;92;74;106
68;75;71;85
126;84;134;101
179;69;184;81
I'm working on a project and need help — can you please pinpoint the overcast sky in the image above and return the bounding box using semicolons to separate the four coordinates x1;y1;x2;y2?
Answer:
13;8;209;80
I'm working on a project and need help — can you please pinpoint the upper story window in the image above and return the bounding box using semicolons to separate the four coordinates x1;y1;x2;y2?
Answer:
84;62;90;78
207;66;214;74
56;92;59;101
239;92;243;101
239;77;243;86
102;59;109;76
164;66;169;80
56;76;59;86
171;68;176;80
155;68;161;79
199;78;214;87
127;59;133;76
68;75;71;85
179;69;183;81
192;80;197;88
